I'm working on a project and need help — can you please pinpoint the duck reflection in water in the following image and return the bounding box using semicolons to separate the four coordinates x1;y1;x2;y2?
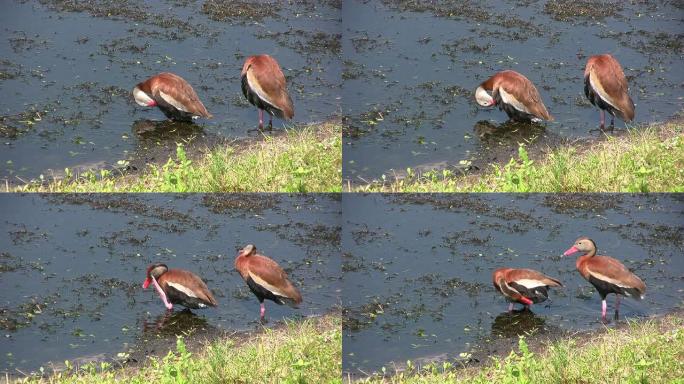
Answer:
473;120;546;144
491;309;547;339
132;119;205;141
141;309;211;336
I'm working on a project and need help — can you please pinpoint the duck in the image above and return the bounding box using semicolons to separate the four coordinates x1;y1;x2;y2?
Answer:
241;55;294;129
142;263;217;310
492;267;562;311
133;72;212;122
234;244;302;322
563;237;645;321
475;70;553;122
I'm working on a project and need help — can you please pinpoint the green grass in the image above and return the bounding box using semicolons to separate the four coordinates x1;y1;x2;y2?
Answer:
16;315;341;384
14;122;342;193
354;314;684;384
353;121;684;192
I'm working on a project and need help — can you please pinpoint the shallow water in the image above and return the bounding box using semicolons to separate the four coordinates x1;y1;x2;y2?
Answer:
0;0;341;181
342;0;683;182
342;194;684;374
0;194;341;373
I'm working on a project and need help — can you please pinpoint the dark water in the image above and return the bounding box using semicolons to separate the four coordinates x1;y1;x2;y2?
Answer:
0;194;341;373
342;194;684;374
0;0;341;181
342;0;684;182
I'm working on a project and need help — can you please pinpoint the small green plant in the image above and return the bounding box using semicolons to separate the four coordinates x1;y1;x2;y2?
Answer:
156;337;195;383
159;144;193;192
627;166;654;192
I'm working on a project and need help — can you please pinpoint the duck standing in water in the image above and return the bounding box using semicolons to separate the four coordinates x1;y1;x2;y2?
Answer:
241;55;294;129
142;263;218;310
563;237;645;321
475;70;553;123
493;267;562;312
234;244;302;322
133;72;212;122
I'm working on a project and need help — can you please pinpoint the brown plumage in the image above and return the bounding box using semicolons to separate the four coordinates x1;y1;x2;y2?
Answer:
475;70;553;122
142;263;217;310
584;54;635;128
234;244;302;321
133;72;212;121
241;55;294;129
563;237;646;321
493;268;562;311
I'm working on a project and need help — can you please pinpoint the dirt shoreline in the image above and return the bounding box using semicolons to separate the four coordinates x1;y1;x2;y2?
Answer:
5;309;341;381
344;308;684;381
347;114;684;188
3;118;340;189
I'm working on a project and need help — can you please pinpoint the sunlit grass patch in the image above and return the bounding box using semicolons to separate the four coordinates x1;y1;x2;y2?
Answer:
19;315;342;384
354;314;684;383
14;122;342;193
354;121;684;192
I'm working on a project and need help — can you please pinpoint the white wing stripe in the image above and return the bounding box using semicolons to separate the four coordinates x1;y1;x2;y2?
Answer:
499;88;530;114
249;272;287;297
589;269;633;288
167;282;198;298
159;91;188;112
247;71;279;109
501;280;521;296
515;279;547;289
589;72;619;110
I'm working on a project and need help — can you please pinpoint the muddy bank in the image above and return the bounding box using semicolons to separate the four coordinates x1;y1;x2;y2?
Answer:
125;310;341;371
367;115;683;184
8;119;338;188
7;311;341;380
126;118;340;178
349;308;684;381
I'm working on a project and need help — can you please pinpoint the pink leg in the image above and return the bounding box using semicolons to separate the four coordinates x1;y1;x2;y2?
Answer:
508;303;514;312
258;109;264;129
260;302;266;320
600;110;605;128
601;299;607;321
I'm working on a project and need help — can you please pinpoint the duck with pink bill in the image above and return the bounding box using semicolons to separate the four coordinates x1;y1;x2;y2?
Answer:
234;244;302;322
474;70;554;123
492;268;562;312
563;237;645;321
132;72;212;122
142;263;218;311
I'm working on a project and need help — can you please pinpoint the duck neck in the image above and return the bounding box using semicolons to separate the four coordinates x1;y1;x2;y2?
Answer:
576;247;596;269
